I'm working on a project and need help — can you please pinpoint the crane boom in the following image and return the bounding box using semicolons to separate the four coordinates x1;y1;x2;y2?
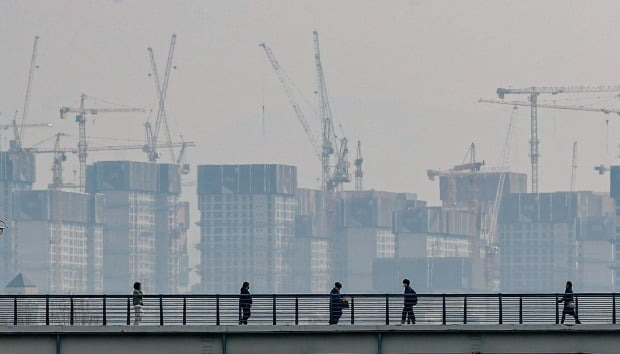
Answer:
0;122;51;130
259;42;321;159
479;98;620;114
354;140;363;191
488;85;620;193
18;36;39;148
146;34;176;162
497;85;620;98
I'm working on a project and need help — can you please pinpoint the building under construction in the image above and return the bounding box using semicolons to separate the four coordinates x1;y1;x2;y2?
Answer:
498;191;614;292
197;164;297;293
0;147;35;287
12;190;104;293
86;161;189;294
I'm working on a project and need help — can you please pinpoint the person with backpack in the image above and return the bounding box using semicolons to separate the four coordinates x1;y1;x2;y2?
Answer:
401;278;417;324
329;282;344;325
558;281;581;324
239;281;252;325
132;282;143;325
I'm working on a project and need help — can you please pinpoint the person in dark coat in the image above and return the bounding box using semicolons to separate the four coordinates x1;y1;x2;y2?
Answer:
329;282;343;325
132;282;143;326
558;281;581;324
239;281;252;325
401;278;417;324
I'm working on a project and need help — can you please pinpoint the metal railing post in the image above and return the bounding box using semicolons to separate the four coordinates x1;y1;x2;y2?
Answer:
498;294;503;325
46;296;50;325
295;296;299;325
13;297;17;325
272;295;277;325
183;297;187;325
216;295;220;325
442;294;446;325
102;296;107;326
70;297;74;325
463;296;467;324
613;293;616;325
385;294;390;325
519;296;523;324
159;295;164;325
555;294;559;324
126;297;130;325
350;297;355;325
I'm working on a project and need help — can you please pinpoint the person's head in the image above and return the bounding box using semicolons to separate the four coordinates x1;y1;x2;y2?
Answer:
133;282;141;291
242;281;250;289
402;278;410;287
334;282;342;290
566;281;572;289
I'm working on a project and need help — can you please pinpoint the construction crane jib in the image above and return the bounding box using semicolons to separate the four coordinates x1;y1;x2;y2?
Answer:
259;42;321;159
60;94;145;192
145;34;177;163
489;85;620;193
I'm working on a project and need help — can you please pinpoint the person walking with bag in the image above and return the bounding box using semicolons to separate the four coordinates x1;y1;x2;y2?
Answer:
401;278;417;324
558;281;581;324
329;282;344;325
239;281;252;325
132;282;143;325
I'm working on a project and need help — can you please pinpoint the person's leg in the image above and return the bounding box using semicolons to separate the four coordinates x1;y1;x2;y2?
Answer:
243;308;251;324
573;312;581;324
561;310;566;324
335;310;342;324
401;307;407;324
409;309;416;324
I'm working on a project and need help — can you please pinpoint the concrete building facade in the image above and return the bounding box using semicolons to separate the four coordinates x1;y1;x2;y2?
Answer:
87;161;188;294
0;148;35;287
197;164;297;293
12;190;104;293
498;191;614;292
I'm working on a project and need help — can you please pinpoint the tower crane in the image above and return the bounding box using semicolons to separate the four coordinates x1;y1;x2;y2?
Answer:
354;140;363;191
489;85;620;193
59;94;145;192
313;31;351;192
570;141;578;192
144;34;176;163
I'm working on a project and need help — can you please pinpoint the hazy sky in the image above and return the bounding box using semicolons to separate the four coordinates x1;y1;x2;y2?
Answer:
3;0;620;281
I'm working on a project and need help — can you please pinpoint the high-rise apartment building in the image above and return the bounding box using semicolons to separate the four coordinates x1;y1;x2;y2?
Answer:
498;191;614;292
197;164;297;293
87;161;188;293
12;190;104;293
0;148;35;286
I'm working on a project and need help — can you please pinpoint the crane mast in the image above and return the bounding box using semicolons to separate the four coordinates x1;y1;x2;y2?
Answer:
570;141;578;192
354;140;363;191
60;94;145;192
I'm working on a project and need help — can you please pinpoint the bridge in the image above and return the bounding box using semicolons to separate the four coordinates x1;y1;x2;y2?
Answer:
0;293;619;353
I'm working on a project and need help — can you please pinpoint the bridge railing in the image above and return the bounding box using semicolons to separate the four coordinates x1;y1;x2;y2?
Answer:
0;293;614;326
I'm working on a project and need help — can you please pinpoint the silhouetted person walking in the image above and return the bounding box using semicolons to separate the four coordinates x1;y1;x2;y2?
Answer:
132;282;143;325
558;281;581;324
239;281;252;325
401;278;417;324
329;282;343;325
